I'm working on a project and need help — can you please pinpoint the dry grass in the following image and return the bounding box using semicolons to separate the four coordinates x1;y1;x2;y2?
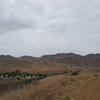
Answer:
0;62;80;73
1;74;99;100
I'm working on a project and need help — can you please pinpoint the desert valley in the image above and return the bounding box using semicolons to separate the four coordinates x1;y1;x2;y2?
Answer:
0;53;100;100
0;0;100;99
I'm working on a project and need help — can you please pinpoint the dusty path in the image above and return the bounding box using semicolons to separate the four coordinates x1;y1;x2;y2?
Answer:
73;77;100;100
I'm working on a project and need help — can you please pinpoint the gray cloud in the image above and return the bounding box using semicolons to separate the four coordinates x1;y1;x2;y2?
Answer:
0;0;100;56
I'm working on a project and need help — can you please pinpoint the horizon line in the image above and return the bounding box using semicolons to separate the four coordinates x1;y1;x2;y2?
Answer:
0;52;100;58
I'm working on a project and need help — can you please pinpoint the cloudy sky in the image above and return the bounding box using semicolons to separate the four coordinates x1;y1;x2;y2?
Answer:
0;0;100;57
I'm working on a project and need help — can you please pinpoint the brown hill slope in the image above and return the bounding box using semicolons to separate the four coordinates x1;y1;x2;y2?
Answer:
0;53;100;72
42;53;100;67
0;55;33;72
1;74;100;100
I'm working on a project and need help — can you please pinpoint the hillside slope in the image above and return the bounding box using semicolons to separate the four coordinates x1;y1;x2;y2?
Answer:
1;75;100;100
0;53;100;72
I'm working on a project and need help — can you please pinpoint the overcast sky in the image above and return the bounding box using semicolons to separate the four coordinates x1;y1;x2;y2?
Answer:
0;0;100;57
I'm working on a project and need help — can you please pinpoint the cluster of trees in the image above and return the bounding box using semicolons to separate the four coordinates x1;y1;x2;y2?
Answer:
0;70;34;79
35;73;47;79
0;69;81;80
0;71;49;80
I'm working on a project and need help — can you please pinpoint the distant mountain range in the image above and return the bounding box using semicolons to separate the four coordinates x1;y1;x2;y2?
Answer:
0;53;100;72
41;53;100;67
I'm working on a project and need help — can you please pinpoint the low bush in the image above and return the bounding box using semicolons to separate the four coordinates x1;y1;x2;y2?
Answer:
62;96;71;100
18;79;35;87
71;71;80;75
94;74;98;77
35;73;47;79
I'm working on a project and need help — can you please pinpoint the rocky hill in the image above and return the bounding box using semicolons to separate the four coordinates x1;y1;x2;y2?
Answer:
0;53;100;72
42;53;100;67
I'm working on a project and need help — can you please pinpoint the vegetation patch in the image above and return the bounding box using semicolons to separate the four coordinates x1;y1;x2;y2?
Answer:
71;71;80;75
0;70;34;79
62;96;71;100
35;73;47;79
93;74;98;77
18;79;34;87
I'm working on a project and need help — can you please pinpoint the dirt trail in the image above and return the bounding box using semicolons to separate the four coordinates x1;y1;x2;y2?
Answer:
73;78;100;100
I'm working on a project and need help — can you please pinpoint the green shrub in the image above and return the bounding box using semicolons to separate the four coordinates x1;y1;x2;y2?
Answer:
94;74;98;77
18;79;35;87
62;96;70;100
71;71;80;75
35;73;47;79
